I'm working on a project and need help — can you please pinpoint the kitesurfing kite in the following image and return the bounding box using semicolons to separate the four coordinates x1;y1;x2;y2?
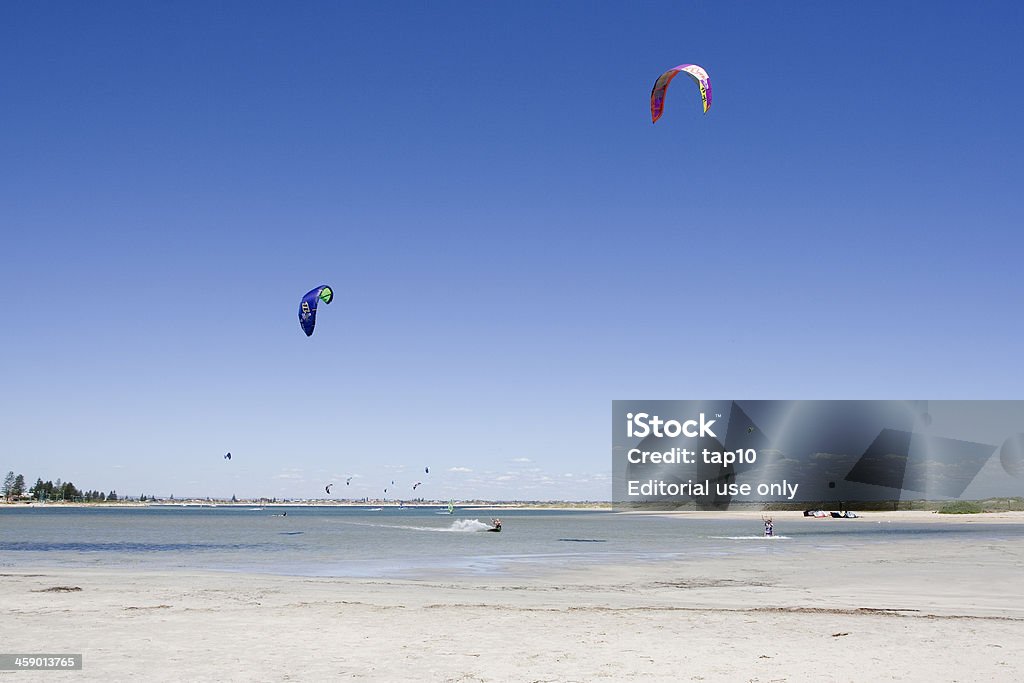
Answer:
346;476;353;485
650;64;712;123
425;466;429;474
412;482;422;490
224;453;231;460
325;483;334;494
298;285;334;337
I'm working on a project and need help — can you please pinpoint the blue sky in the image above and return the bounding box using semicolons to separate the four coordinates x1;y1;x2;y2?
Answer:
2;1;1022;500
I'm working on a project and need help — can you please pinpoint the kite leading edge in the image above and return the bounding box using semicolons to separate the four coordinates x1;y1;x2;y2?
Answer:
651;64;712;123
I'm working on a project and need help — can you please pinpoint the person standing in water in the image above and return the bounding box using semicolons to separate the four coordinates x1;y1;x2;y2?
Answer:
763;516;773;537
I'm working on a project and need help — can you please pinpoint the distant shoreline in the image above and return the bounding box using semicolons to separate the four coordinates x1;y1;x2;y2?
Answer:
623;508;1024;524
7;502;1024;523
0;500;613;511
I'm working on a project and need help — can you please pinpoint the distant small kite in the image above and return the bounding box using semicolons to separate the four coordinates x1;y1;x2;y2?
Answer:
224;453;232;460
325;483;334;494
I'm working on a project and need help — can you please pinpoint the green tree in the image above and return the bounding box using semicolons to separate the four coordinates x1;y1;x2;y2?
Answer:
13;474;26;499
61;482;81;501
2;471;15;501
107;490;118;501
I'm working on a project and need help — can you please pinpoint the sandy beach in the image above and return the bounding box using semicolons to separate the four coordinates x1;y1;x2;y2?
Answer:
3;511;1022;682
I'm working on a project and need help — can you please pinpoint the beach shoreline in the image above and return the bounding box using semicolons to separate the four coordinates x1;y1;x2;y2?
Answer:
8;502;1024;518
625;508;1024;524
4;517;1023;681
1;501;613;511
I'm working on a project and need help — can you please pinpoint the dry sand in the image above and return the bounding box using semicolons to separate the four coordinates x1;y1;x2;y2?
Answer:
3;511;1023;681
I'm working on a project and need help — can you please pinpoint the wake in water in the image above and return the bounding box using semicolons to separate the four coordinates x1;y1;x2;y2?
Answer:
338;519;494;533
710;535;791;540
446;519;492;532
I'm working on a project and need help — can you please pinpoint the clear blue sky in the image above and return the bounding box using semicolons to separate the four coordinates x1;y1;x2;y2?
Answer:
2;1;1022;500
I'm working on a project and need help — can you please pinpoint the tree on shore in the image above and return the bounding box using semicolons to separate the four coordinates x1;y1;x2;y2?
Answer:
16;476;158;503
61;482;81;501
3;472;28;501
29;479;46;500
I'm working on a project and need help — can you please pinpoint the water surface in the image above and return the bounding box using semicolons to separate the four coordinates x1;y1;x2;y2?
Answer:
2;506;1019;579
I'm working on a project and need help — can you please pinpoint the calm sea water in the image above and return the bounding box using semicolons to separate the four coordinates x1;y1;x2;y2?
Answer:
1;506;1020;579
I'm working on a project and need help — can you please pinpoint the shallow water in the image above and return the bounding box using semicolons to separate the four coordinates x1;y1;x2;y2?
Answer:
1;506;1020;579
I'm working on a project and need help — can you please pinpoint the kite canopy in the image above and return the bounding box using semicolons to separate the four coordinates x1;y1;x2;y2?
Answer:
650;64;712;122
298;285;334;337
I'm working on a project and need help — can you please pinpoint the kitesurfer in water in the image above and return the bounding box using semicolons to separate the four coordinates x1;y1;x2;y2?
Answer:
763;516;773;537
488;518;502;532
